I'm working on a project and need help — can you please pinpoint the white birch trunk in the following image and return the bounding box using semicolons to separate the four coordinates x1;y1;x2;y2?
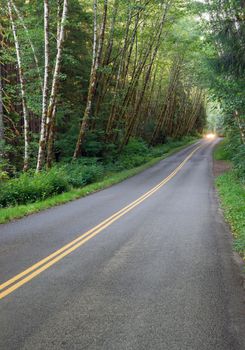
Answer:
8;1;29;171
46;0;68;135
37;0;68;171
46;0;64;168
45;0;68;167
36;0;50;172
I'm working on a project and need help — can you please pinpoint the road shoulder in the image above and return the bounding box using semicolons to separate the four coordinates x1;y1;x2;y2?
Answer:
213;141;245;287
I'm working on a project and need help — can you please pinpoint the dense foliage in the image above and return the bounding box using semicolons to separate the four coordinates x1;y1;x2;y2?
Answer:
199;0;245;180
1;0;206;176
0;167;69;207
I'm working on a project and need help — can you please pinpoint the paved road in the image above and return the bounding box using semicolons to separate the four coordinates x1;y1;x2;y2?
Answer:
0;139;244;350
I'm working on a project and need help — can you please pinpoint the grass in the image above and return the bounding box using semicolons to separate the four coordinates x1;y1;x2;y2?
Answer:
0;139;198;224
214;141;245;259
213;139;231;161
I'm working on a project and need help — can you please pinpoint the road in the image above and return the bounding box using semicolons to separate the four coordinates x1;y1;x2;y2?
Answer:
0;139;244;350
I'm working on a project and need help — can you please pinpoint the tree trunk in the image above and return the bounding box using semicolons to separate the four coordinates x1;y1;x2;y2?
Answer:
37;0;68;170
8;1;29;171
73;0;108;159
46;104;56;168
120;2;171;149
105;8;132;140
46;0;64;169
150;56;181;145
93;0;119;120
103;0;118;67
135;62;158;137
36;0;50;172
73;0;98;159
122;11;140;89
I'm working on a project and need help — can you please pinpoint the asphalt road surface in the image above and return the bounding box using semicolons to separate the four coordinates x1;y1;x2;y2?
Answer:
0;139;244;350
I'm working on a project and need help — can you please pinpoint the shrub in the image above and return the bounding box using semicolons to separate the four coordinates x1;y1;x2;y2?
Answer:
150;144;170;157
64;161;104;188
110;154;150;171
0;168;69;207
123;138;149;156
106;138;151;171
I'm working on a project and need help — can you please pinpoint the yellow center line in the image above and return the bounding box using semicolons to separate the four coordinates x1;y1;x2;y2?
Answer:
0;144;202;300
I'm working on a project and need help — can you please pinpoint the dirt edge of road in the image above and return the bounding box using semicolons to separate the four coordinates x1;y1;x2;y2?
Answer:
213;159;232;177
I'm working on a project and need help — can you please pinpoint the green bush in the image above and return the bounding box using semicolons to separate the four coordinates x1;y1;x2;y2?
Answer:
112;154;150;171
123;138;149;156
150;144;170;157
150;136;195;157
0;168;69;207
64;162;104;188
106;138;151;171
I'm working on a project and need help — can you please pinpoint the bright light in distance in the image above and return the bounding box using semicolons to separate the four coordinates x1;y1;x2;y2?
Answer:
205;133;216;139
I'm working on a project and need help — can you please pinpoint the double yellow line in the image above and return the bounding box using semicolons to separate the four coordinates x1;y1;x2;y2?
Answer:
0;144;201;300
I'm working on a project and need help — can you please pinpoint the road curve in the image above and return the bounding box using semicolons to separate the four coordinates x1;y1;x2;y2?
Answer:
0;139;244;350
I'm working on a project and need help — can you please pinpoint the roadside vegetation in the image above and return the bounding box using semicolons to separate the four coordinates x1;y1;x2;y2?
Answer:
214;140;245;259
206;0;244;259
0;137;197;223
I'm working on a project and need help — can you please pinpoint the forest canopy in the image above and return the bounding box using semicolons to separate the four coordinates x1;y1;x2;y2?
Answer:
0;0;244;177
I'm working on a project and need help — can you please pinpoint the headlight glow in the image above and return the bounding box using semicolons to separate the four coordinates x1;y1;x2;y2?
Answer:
205;133;216;139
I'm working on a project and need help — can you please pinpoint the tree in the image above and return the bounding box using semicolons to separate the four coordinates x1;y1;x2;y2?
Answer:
2;0;209;174
73;0;108;159
8;0;29;171
36;0;68;171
